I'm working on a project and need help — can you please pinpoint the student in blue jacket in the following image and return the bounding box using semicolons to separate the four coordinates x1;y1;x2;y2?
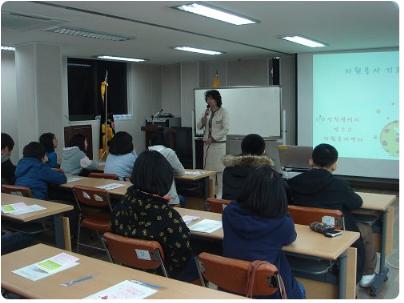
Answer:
104;131;137;180
223;165;305;299
39;132;59;168
15;142;67;200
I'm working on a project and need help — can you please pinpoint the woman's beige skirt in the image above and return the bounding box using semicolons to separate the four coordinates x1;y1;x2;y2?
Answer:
203;142;226;172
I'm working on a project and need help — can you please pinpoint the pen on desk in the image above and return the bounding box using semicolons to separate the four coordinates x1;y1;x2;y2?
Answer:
61;274;93;287
131;280;161;289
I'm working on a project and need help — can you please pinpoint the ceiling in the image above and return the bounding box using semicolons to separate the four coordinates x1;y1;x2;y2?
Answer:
1;1;399;65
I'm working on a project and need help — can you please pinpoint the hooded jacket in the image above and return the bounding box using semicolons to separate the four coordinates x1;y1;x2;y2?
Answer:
15;157;66;200
61;146;98;175
287;168;362;232
223;201;304;299
222;155;274;200
287;168;365;279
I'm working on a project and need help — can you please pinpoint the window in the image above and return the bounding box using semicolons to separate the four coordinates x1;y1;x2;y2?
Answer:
67;58;127;121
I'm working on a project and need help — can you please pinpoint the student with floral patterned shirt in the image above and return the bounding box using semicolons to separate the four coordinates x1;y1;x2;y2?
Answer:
111;150;198;281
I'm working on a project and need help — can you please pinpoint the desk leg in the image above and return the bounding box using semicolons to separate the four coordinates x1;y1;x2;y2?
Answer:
369;208;391;296
344;247;357;299
53;215;65;249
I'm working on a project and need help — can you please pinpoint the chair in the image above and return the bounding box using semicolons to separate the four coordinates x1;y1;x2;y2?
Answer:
88;172;119;180
287;205;345;282
72;185;112;259
1;185;32;197
103;232;168;277
197;252;286;298
207;198;231;214
288;205;345;229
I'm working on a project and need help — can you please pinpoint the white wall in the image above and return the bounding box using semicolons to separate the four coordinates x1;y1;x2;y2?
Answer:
178;55;297;144
1;51;19;163
161;64;181;117
180;62;199;127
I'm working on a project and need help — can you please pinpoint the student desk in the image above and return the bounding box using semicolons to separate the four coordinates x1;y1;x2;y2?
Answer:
356;191;396;296
176;208;360;299
177;169;217;203
60;177;130;197
1;244;242;299
61;169;217;200
1;194;73;250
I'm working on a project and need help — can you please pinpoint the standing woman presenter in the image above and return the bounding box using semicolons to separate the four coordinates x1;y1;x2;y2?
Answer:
197;90;229;198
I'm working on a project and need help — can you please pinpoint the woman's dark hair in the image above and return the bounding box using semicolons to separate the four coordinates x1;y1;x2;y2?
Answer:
39;132;55;153
130;150;173;196
108;132;133;155
241;134;265;155
312;143;338;167
23;142;45;160
205;90;222;107
1;133;14;151
149;129;175;149
67;134;87;152
238;165;288;218
149;131;165;146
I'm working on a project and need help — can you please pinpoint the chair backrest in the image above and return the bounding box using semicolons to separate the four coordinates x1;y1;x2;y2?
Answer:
103;232;168;277
207;198;231;214
72;185;112;211
197;252;285;298
1;185;32;197
88;172;119;180
288;205;345;229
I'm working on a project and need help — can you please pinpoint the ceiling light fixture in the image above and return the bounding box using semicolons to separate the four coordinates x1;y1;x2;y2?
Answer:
1;46;16;51
97;55;147;62
174;3;257;25
281;35;326;48
44;26;132;41
174;46;223;55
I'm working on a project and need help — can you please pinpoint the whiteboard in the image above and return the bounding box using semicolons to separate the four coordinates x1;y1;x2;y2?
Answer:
194;87;281;138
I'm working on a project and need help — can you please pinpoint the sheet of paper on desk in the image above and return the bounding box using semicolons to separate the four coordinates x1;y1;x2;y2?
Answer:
189;219;222;233
182;215;199;225
36;253;79;273
96;183;125;190
66;176;84;183
13;261;79;281
185;170;203;176
85;280;158;299
1;203;46;215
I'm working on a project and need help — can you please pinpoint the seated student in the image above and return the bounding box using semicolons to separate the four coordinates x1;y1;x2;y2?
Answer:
287;143;376;287
222;134;274;200
39;132;59;168
148;130;186;207
61;134;98;175
223;166;305;299
1;133;16;184
111;150;198;282
104;131;137;180
15;142;67;199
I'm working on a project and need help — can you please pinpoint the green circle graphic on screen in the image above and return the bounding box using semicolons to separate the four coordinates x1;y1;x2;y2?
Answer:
380;120;399;157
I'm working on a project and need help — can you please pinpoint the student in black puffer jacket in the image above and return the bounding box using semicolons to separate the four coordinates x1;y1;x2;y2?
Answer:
222;134;274;200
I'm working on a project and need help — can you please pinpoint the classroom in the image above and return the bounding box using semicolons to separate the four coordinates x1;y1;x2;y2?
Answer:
1;1;399;300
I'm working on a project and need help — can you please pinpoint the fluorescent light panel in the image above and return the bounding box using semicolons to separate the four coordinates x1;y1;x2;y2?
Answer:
175;3;256;25
174;46;222;55
97;55;146;62
44;26;131;41
282;35;326;48
1;46;15;51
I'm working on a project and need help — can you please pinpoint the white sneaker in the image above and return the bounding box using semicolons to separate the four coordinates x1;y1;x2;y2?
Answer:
360;273;376;287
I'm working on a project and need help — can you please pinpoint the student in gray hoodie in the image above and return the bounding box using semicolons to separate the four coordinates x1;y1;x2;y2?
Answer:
61;134;98;175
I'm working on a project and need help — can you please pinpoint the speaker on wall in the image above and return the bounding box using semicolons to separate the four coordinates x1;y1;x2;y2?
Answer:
271;57;280;85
